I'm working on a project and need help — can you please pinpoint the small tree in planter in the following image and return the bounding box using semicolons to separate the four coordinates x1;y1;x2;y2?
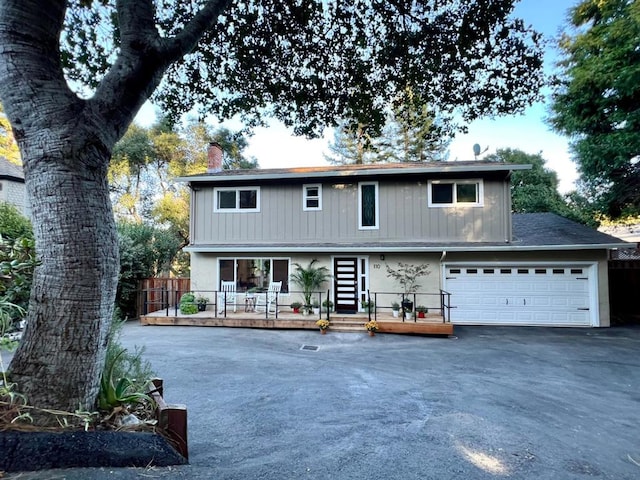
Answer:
290;259;331;313
385;262;431;313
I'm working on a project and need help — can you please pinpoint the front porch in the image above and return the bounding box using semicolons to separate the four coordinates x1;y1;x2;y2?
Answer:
139;308;453;336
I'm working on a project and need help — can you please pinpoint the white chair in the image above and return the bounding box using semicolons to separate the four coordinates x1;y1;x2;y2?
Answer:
254;281;282;314
217;281;237;314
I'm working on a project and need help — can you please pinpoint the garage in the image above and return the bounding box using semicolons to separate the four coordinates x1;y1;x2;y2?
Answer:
443;263;597;326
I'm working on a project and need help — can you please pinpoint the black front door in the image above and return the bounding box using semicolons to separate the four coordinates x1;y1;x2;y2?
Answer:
334;257;358;314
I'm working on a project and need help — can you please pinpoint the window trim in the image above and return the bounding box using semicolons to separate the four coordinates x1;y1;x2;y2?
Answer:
218;257;290;293
213;186;261;212
427;179;483;207
302;183;322;211
358;181;379;230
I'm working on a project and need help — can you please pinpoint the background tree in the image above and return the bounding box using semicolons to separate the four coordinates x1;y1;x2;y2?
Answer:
116;221;183;319
485;148;594;225
378;87;450;163
549;0;640;218
0;103;20;165
0;203;35;314
324;122;380;165
0;0;544;413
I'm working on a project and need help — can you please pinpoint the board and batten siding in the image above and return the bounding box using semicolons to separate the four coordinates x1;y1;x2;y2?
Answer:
191;179;510;244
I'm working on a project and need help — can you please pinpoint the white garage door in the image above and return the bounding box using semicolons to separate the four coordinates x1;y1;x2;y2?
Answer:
444;264;595;326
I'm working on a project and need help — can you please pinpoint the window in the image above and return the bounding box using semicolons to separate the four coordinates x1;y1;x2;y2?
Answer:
303;184;322;211
219;258;289;293
428;180;483;207
214;187;260;212
359;182;379;229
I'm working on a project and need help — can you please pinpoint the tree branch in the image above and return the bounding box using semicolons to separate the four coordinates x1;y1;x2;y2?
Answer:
91;0;231;146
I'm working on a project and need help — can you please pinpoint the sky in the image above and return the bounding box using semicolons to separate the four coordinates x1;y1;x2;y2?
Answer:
136;0;579;192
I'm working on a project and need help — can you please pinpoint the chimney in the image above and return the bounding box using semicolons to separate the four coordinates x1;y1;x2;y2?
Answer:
207;142;223;173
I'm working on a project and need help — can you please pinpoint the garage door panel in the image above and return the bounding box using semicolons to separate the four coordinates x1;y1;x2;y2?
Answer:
446;264;594;327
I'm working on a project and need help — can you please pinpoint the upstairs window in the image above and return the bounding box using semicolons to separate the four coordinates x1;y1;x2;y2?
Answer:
428;180;483;207
359;181;379;229
214;187;260;212
303;184;322;211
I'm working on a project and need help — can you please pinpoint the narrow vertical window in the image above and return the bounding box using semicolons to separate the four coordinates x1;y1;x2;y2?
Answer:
359;182;379;229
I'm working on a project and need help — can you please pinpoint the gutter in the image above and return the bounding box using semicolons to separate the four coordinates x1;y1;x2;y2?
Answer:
184;242;630;254
177;164;532;184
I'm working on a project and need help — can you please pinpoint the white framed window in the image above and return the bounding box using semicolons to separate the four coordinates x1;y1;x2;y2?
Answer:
358;181;379;229
214;186;260;212
219;258;290;293
428;180;483;207
303;184;322;211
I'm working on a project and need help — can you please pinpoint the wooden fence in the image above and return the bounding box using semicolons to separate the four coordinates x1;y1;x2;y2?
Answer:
137;277;191;317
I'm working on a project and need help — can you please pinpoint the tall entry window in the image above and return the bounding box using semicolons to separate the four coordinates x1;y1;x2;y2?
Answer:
358;182;379;229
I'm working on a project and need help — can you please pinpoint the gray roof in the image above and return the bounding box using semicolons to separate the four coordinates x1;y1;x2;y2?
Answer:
179;161;531;184
512;213;627;247
186;213;629;253
0;157;24;182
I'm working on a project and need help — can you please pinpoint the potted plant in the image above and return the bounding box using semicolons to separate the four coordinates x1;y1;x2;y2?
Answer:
385;261;431;314
416;305;427;318
316;319;330;334
322;299;334;313
290;259;331;314
391;301;400;318
290;301;303;314
196;295;209;312
361;299;375;313
312;301;320;315
404;303;412;320
364;320;379;336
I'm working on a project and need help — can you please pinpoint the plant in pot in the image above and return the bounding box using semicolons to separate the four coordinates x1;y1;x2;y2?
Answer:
416;305;427;318
385;262;431;317
361;299;375;313
196;295;209;312
391;301;400;318
290;259;331;316
316;319;330;333
312;301;320;315
322;299;334;313
364;320;379;336
290;301;303;314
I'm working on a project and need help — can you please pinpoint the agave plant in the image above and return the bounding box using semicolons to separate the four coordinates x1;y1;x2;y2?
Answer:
98;349;153;412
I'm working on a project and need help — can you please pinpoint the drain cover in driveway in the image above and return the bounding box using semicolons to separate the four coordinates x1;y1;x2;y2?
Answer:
300;345;319;351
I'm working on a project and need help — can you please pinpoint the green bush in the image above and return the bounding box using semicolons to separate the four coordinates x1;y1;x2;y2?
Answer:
179;292;197;314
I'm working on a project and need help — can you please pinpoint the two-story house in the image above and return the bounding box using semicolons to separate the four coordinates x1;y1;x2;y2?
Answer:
180;144;627;327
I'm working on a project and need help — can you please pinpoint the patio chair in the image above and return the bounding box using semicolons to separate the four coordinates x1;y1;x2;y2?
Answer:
254;281;282;314
217;281;237;314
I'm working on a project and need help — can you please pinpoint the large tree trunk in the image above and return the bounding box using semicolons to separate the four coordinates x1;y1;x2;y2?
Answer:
9;125;119;414
0;0;226;414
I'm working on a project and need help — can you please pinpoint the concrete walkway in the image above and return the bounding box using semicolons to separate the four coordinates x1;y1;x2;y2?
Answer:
5;323;640;479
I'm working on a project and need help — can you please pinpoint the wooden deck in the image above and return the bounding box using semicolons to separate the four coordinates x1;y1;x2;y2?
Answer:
140;308;453;336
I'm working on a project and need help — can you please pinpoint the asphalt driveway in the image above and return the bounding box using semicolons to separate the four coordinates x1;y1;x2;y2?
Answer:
5;323;640;479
